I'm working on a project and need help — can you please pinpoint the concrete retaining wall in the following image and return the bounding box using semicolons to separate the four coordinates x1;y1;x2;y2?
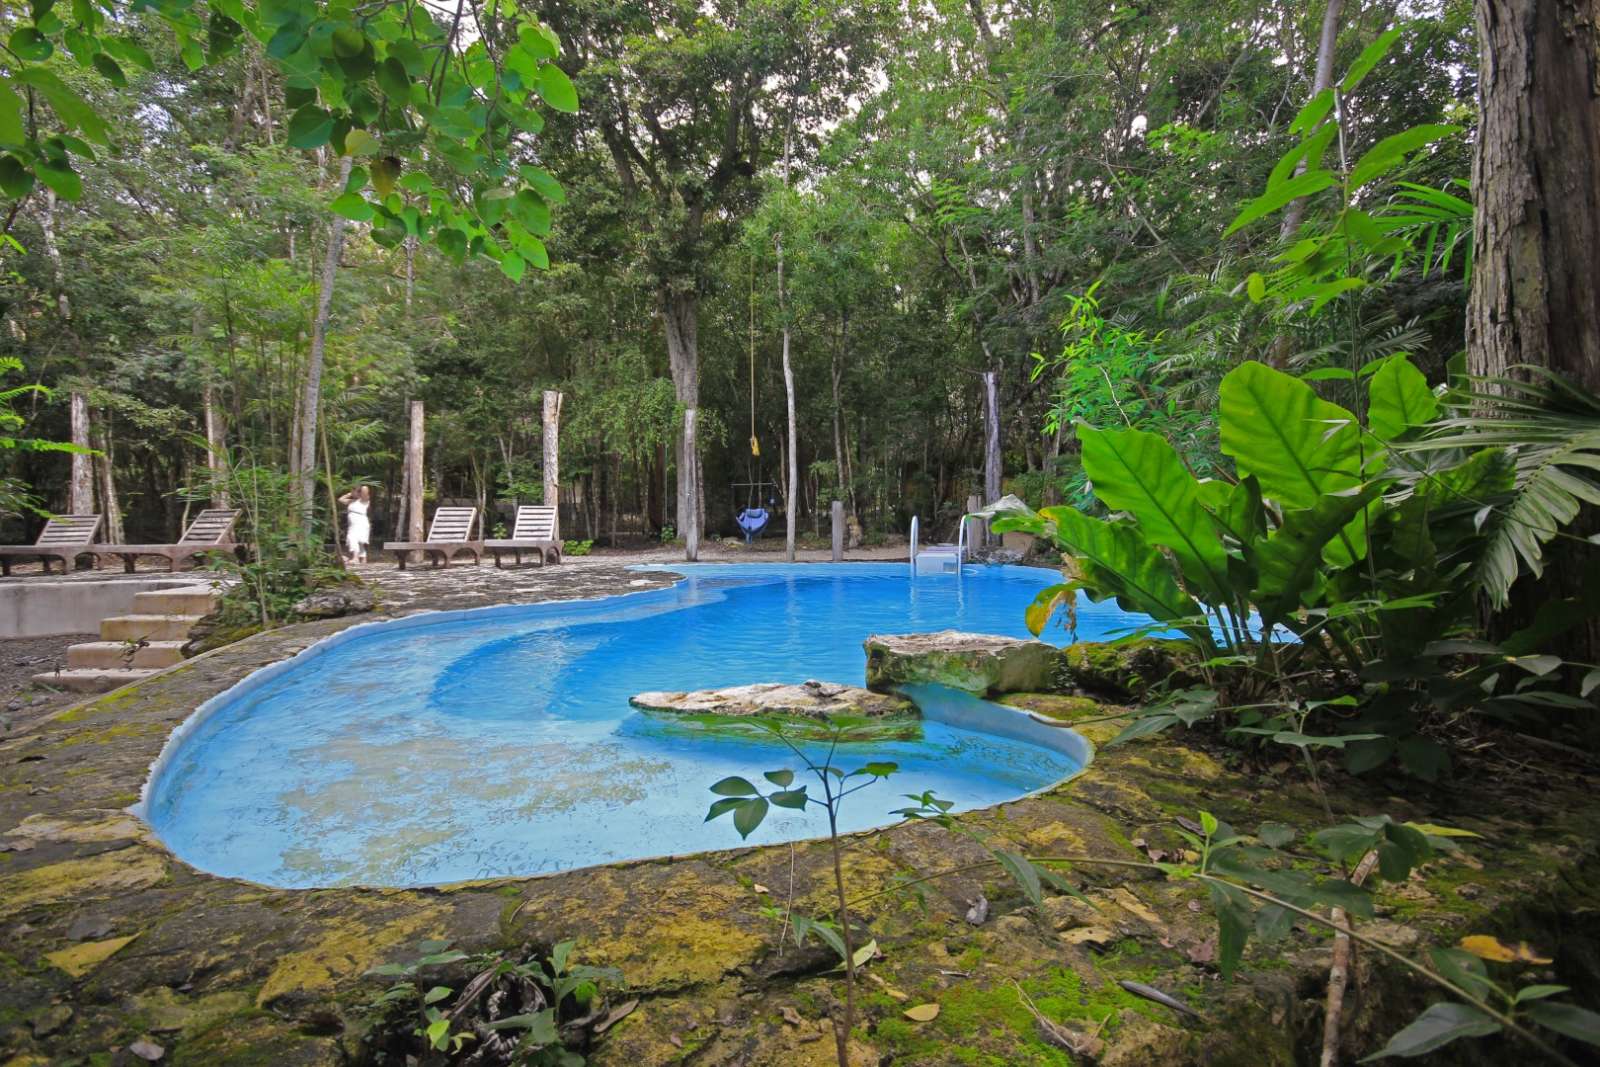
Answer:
0;578;214;638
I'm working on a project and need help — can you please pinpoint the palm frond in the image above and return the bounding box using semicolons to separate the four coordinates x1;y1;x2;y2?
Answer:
1402;366;1600;608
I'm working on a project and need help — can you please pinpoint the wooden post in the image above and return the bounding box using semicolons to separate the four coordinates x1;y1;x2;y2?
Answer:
406;400;425;549
831;499;844;561
543;389;563;541
203;383;229;508
68;391;93;515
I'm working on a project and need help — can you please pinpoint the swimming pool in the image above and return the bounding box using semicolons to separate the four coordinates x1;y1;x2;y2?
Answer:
141;563;1143;888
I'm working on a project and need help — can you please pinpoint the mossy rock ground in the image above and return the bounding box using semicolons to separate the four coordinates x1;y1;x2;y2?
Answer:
2;567;1597;1065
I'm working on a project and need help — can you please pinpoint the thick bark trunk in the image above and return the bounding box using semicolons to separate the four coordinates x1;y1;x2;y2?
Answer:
203;383;230;508
297;155;355;532
662;287;701;559
543;389;563;540
1469;0;1600;663
68;391;93;515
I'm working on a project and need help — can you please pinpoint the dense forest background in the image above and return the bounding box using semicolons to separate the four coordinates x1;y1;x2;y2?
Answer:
0;0;1475;549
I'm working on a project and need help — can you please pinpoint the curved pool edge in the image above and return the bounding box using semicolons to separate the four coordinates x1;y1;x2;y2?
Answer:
132;572;694;824
132;561;1094;889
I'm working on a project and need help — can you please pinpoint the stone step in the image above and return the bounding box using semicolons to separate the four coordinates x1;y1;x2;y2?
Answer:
131;587;219;615
99;614;203;642
67;640;186;670
31;667;159;694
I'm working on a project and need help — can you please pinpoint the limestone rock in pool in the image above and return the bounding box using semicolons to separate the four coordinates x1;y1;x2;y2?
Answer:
631;680;914;720
864;630;1058;695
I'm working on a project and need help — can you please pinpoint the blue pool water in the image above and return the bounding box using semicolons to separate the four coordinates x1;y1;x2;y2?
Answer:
142;563;1144;888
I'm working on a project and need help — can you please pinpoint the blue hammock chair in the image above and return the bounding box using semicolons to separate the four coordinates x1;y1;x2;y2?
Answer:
736;507;770;545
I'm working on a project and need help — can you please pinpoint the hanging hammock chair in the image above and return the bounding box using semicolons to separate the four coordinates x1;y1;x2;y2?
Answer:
734;251;773;546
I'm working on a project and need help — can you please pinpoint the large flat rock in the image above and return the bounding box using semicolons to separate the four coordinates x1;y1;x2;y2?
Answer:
631;680;914;720
864;629;1059;694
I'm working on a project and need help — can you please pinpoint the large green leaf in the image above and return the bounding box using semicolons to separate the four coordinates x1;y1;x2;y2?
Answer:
1037;506;1205;640
1225;169;1337;236
1078;424;1229;602
1361;1002;1500;1061
1348;124;1461;192
1253;486;1383;628
1221;362;1361;506
1220;361;1366;562
1368;356;1439;442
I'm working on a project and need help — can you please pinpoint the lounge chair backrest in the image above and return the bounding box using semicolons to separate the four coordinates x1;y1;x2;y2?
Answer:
512;505;557;541
179;509;240;545
426;507;478;542
35;514;101;547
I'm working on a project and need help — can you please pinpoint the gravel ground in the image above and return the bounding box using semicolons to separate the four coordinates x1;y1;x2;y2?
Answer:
0;634;95;735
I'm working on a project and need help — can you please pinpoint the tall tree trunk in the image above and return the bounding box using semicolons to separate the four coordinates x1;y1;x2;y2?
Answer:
41;190;71;321
982;370;1002;504
297;155;355;533
1279;0;1347;240
406;400;425;544
662;287;701;559
93;418;123;543
778;254;797;563
404;235;416;315
1469;0;1600;664
543;389;564;540
68;391;93;515
203;383;230;508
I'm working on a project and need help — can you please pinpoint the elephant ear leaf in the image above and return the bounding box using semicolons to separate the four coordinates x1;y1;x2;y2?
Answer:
1220;361;1362;509
1368;355;1439;442
1254;485;1384;628
1078;423;1230;603
1041;507;1211;648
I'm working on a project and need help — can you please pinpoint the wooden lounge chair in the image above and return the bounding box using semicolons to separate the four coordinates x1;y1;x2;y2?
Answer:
0;514;101;576
487;505;563;567
384;506;484;569
95;508;242;573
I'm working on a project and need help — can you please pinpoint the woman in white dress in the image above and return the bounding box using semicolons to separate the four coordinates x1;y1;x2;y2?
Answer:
338;485;371;564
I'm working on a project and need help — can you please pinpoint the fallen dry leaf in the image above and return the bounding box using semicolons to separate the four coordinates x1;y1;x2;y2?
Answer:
752;883;769;894
903;1003;940;1022
1459;935;1552;965
780;1006;805;1027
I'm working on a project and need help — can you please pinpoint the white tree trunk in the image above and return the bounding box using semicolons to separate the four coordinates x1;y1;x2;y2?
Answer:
41;189;70;321
298;155;355;532
982;369;1002;503
543;389;563;541
406;400;425;543
93;419;123;543
203;383;230;508
68;391;93;515
1279;0;1345;240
